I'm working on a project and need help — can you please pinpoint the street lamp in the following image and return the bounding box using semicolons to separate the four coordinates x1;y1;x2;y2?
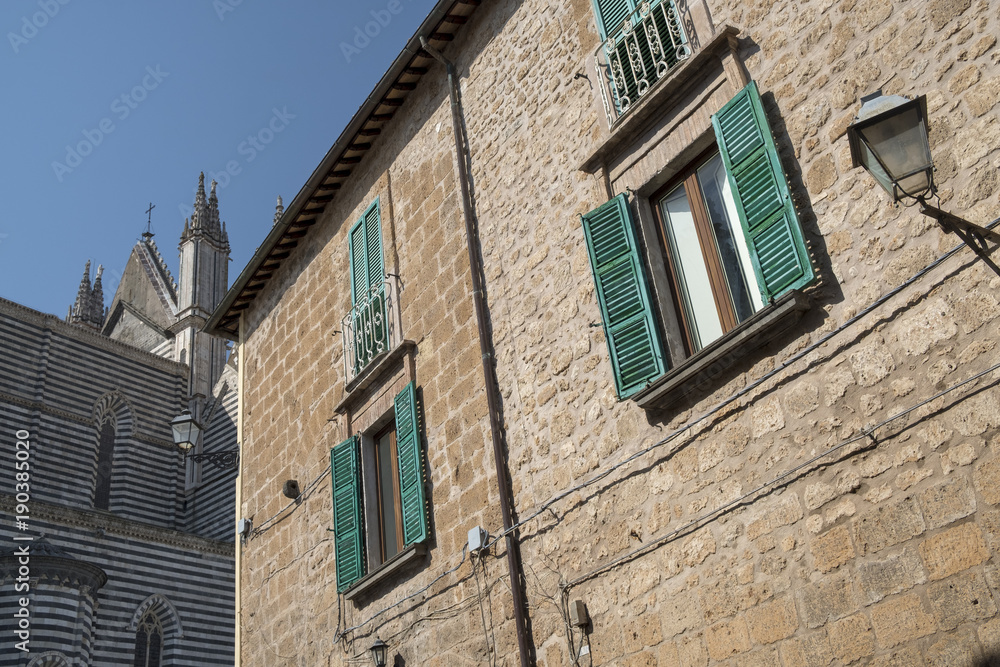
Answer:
847;91;933;202
170;409;202;452
171;409;240;471
369;638;389;667
848;89;1000;276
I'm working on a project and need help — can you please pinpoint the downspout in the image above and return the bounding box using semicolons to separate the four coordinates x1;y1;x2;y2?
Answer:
420;36;534;667
234;313;244;667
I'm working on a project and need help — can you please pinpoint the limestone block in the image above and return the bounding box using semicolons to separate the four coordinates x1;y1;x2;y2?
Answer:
811;524;856;573
920;522;990;580
705;616;752;661
927;570;998;630
778;631;834;667
750;396;785;438
926;629;983;666
804;482;837;510
747;493;803;540
849;341;896;387
918;475;977;529
927;0;973;30
827;613;876;663
870;593;937;648
896;297;958;356
857;547;927;604
798;573;861;628
746;596;799;645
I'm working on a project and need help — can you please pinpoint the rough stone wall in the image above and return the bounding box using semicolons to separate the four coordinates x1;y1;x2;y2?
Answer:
235;0;1000;665
465;0;1000;665
236;30;508;664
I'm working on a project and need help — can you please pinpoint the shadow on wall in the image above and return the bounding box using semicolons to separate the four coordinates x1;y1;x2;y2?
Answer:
976;655;1000;666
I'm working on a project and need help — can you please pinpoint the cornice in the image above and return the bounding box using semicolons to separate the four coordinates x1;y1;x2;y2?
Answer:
0;297;189;374
0;494;235;557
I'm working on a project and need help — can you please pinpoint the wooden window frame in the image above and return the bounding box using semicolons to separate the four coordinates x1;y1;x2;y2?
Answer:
652;147;742;356
372;422;404;566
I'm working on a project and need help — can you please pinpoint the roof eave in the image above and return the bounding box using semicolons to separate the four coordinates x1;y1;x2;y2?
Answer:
205;0;479;340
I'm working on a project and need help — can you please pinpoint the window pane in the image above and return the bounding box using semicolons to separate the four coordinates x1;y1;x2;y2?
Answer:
660;185;724;351
698;155;765;321
376;431;399;561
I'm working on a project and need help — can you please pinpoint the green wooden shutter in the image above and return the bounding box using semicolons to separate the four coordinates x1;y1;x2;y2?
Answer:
348;218;367;305
394;382;428;546
348;199;384;304
713;82;814;300
582;193;667;399
363;200;384;292
331;436;364;592
592;0;633;39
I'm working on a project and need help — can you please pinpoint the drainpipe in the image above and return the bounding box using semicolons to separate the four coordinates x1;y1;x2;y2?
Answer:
420;35;534;667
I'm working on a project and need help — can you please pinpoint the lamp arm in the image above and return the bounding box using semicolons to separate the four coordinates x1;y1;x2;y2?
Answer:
921;203;1000;278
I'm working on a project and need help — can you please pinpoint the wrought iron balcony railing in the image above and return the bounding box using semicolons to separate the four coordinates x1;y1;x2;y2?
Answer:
342;275;402;385
593;0;691;127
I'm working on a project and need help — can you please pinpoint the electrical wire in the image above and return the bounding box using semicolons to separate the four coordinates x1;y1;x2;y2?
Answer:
561;358;1000;589
472;554;498;667
250;463;331;537
334;546;468;642
484;214;1000;550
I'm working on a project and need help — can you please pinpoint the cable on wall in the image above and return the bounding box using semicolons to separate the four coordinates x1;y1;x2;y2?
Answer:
561;358;1000;589
483;214;1000;551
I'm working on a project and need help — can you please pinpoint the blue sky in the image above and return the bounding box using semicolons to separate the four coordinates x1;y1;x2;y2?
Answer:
0;0;439;317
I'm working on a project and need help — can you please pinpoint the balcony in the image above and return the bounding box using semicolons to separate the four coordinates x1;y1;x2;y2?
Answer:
342;275;402;387
593;0;691;127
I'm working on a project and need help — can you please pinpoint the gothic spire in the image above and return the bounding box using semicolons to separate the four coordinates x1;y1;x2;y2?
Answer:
90;265;106;326
191;172;207;231
273;195;284;226
67;260;104;329
206;179;221;233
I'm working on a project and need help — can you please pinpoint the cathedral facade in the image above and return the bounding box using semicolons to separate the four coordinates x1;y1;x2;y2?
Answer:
0;174;237;665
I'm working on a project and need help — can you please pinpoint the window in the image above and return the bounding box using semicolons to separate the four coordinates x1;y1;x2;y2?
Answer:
590;0;690;120
331;381;429;592
582;81;814;399
656;150;765;353
132;611;163;667
94;418;115;510
347;199;388;376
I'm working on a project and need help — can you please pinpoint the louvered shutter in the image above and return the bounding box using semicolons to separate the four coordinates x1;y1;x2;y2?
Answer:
331;436;364;592
348;200;388;374
592;0;633;39
394;382;428;546
713;82;814;300
363;200;384;293
348;200;384;304
582;193;667;399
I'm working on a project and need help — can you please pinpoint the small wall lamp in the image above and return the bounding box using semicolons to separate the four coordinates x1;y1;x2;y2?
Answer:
171;409;240;471
848;89;1000;276
170;409;202;452
369;638;389;667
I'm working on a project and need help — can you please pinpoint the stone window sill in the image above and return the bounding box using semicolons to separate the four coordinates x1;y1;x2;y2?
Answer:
633;291;810;410
335;340;416;415
344;543;427;601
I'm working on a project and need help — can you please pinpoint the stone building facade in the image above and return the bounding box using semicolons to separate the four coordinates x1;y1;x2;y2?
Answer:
0;176;238;665
210;0;1000;665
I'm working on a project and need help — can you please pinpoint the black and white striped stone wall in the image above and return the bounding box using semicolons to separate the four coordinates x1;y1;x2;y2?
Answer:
0;297;235;665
